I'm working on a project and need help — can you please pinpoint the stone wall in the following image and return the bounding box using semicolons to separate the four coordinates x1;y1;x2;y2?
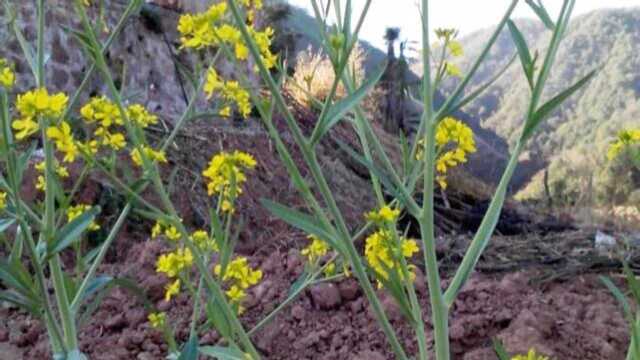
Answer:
0;1;196;119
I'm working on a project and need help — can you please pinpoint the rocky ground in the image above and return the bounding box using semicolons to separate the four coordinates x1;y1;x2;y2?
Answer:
0;228;630;360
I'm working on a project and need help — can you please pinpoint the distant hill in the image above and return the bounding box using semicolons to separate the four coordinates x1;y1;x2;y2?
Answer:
416;8;640;197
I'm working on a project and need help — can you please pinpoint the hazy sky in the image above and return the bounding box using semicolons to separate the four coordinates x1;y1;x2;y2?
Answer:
288;1;640;50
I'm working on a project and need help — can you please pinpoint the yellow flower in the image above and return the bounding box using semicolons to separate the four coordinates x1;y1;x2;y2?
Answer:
0;192;7;210
177;3;228;49
364;230;418;283
16;88;68;119
80;96;122;128
151;221;165;238
156;248;193;278
301;235;330;264
34;161;69;192
202;151;256;212
416;117;476;189
191;230;218;252
401;239;419;257
204;67;223;99
215;256;262;312
148;312;166;329
445;62;462;78
447;40;464;57
608;129;640;161
100;130;126;150
323;262;336;277
215;256;262;289
366;205;400;224
12;117;39;140
219;106;232;118
77;139;99;155
164;226;181;241
0;58;15;88
511;349;549;360
46;121;79;163
67;204;100;231
164;279;181;301
127;104;158;129
130;146;167;167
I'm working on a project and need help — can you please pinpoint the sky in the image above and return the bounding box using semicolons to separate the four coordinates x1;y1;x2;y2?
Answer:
288;0;640;51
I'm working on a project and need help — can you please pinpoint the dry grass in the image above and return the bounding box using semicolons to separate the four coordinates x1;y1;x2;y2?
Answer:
286;45;366;107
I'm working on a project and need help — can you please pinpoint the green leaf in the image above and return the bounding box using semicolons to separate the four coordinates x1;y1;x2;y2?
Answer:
492;338;510;360
601;276;632;319
623;263;640;304
47;206;101;259
522;69;597;142
199;346;247;360
205;298;232;339
288;271;311;297
525;0;556;30
178;335;199;360
0;259;37;299
0;218;15;233
507;20;534;89
3;2;37;79
310;63;387;145
260;199;341;252
0;290;41;316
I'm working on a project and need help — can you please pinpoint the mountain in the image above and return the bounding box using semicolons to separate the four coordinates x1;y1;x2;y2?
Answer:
428;8;640;199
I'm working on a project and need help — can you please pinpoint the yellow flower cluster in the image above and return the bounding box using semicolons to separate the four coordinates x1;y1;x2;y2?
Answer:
214;256;262;313
0;58;15;88
364;229;419;284
126;104;158;129
34;160;69;192
190;230;219;252
204;68;252;118
435;28;464;77
177;3;276;68
607;129;640;161
46;121;79;163
366;205;401;224
67;204;100;231
156;247;194;301
445;62;462;78
0;192;7;210
12;88;68;140
301;235;330;264
511;349;549;360
148;312;166;329
130;145;167;167
151;220;182;242
417;117;477;189
202;151;256;212
177;3;228;49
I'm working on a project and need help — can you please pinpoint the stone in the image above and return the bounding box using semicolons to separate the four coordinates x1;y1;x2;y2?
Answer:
310;283;342;310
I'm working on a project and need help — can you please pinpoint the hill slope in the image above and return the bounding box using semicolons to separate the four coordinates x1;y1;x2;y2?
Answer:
433;8;640;195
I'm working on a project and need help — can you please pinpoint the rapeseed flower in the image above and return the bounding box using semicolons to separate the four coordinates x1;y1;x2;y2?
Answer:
164;226;181;241
164;279;181;301
214;256;262;312
156;247;194;278
127;104;158;129
511;349;549;360
130;146;167;167
34;161;69;192
202;151;256;212
67;204;100;231
0;192;7;210
177;3;228;49
46;121;79;163
366;205;400;224
204;68;252;119
190;230;218;252
12;88;68;140
417;117;476;189
80;96;122;128
608;129;640;161
0;59;15;88
148;312;166;329
301;235;330;263
364;229;419;284
445;62;462;78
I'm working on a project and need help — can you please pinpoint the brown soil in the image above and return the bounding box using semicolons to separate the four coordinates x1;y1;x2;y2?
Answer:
0;229;630;360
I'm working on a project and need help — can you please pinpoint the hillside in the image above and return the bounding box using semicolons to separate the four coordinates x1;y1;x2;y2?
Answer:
429;8;640;197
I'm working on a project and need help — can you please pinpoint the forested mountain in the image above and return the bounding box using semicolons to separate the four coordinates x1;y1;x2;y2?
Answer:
431;8;640;199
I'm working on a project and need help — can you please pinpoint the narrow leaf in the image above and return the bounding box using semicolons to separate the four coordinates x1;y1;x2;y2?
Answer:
525;0;555;30
47;206;100;258
493;338;510;360
199;346;247;360
0;218;15;233
310;63;387;145
522;69;596;142
260;199;341;251
178;334;199;360
507;20;534;89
